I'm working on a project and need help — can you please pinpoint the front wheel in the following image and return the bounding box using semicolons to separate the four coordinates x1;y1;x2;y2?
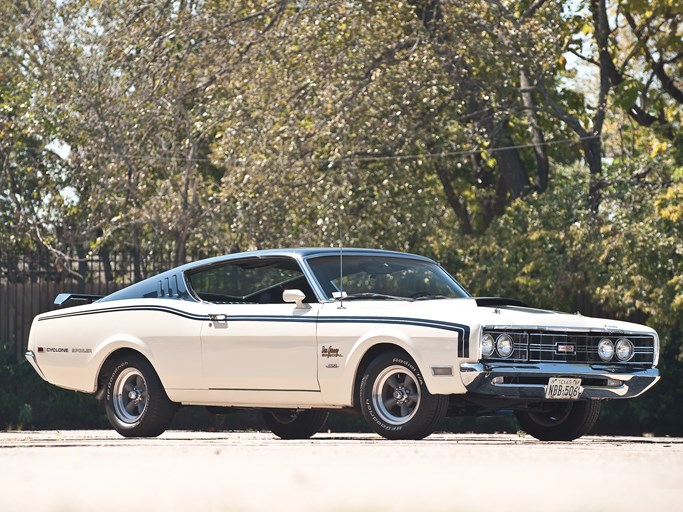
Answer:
104;354;177;437
262;409;329;439
359;351;448;440
515;400;601;441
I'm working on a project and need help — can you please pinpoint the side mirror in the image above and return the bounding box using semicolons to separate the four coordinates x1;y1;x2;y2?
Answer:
283;289;308;309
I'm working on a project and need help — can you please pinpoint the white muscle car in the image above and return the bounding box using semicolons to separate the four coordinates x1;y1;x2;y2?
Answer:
25;248;660;440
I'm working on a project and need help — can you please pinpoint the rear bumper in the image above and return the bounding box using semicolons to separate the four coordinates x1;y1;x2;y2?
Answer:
460;362;659;400
25;351;47;381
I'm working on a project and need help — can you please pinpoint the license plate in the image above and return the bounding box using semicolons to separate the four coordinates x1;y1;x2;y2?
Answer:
545;378;583;400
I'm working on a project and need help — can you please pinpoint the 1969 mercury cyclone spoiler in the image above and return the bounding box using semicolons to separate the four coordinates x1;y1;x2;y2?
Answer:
26;248;660;440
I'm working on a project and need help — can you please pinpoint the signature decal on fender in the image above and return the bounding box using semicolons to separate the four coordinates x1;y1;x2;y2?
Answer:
321;345;343;358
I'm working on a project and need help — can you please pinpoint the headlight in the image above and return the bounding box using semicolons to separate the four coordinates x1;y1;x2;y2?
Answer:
598;338;614;361
496;334;514;358
481;333;495;357
615;338;634;361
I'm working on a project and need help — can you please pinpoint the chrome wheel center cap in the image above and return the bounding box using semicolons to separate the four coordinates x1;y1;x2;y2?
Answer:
393;388;409;403
128;389;141;401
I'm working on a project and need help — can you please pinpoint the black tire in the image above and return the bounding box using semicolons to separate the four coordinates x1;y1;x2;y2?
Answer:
262;409;329;439
104;354;177;438
359;351;448;440
515;400;602;441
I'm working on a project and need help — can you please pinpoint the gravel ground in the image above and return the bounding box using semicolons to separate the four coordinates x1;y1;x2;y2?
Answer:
1;430;681;512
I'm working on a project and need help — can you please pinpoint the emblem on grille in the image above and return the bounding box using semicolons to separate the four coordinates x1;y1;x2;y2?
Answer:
556;344;575;354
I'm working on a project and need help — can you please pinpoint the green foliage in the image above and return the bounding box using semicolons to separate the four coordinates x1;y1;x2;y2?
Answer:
0;343;107;430
456;154;683;338
451;156;683;435
452;163;591;310
3;0;678;257
0;2;61;251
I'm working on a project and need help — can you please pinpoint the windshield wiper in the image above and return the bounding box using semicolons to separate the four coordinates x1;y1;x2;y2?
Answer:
339;293;413;302
414;295;451;301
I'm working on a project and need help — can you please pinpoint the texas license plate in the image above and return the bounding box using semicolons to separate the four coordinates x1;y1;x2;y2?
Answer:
545;378;583;400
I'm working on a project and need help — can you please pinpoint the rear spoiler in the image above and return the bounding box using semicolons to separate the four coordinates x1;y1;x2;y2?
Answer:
54;293;105;307
474;297;529;308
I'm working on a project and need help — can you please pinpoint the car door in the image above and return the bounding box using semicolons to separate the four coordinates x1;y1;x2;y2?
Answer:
190;257;321;391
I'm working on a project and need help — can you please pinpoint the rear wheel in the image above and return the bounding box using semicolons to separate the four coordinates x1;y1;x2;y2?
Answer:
262;409;329;439
359;351;448;440
515;400;601;441
104;354;176;437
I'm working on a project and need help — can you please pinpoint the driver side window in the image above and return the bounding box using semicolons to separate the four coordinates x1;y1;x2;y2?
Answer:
187;257;315;304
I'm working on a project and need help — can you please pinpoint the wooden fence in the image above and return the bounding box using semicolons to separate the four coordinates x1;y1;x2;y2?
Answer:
1;251;177;361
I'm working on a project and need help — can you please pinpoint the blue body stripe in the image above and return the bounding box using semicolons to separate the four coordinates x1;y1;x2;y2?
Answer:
40;305;209;322
40;305;472;357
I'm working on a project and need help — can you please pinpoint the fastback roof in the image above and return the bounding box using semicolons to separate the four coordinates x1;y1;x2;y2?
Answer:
98;248;435;302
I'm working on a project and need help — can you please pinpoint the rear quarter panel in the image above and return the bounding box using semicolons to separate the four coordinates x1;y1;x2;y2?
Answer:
28;299;205;394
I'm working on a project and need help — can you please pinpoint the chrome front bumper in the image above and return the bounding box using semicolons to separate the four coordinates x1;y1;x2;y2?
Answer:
460;362;660;400
25;351;47;381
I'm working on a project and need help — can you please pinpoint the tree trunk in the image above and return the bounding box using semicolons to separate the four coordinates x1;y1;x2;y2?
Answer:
434;162;473;235
520;70;549;192
132;230;143;282
493;120;531;200
99;245;114;282
581;136;603;213
175;232;188;268
75;245;88;293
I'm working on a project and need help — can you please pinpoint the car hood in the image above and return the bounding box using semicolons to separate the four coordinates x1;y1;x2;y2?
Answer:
358;298;656;335
472;304;654;334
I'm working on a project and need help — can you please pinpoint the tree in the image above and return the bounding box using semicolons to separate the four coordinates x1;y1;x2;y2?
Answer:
0;1;66;255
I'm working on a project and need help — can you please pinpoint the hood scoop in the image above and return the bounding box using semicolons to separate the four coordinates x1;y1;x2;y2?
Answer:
475;297;529;308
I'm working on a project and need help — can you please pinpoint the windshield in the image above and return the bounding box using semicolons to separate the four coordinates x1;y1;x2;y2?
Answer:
306;254;470;301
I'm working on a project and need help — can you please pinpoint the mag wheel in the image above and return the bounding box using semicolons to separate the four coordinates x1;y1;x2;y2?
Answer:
104;355;176;438
262;409;329;439
515;400;602;441
359;351;448;440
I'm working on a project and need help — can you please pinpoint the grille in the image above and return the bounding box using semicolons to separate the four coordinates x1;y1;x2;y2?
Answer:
482;330;656;365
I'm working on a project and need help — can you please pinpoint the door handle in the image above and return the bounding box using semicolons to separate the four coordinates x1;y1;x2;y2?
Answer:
208;313;228;322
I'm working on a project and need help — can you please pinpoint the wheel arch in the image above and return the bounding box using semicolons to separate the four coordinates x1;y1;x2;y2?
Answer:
351;343;414;409
355;345;450;440
94;348;154;401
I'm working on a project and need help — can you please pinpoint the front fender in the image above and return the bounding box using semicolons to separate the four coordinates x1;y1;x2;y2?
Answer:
319;325;465;406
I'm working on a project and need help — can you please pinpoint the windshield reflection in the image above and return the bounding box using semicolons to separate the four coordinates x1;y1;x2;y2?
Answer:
306;255;470;301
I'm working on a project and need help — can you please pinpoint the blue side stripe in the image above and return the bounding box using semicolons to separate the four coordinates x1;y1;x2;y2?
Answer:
40;305;471;357
39;305;210;322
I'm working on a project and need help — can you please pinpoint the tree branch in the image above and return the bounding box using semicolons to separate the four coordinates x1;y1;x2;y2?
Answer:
624;11;683;104
520;0;549;20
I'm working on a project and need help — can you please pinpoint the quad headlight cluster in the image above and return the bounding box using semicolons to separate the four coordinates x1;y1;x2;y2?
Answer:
481;333;514;359
598;337;634;362
480;330;640;363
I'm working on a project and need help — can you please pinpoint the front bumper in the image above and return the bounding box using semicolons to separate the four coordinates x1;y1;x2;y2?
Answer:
460;362;659;400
